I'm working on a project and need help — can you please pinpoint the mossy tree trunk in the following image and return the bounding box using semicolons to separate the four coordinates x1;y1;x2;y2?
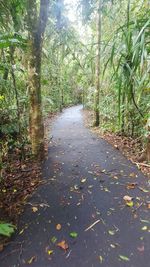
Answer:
26;0;49;158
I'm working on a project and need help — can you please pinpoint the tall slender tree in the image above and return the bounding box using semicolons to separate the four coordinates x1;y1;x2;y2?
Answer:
94;0;102;126
26;0;49;157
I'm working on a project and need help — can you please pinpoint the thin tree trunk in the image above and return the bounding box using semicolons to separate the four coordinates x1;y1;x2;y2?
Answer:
56;0;64;112
82;87;85;109
146;118;150;162
10;47;21;135
27;0;49;158
94;0;101;126
147;137;150;162
60;44;65;111
121;91;125;134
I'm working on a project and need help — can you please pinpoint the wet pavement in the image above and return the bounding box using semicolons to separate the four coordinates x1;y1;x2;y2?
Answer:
0;105;150;267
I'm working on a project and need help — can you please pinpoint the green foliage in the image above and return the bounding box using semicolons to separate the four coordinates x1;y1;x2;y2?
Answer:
0;33;27;49
0;222;16;237
104;1;150;135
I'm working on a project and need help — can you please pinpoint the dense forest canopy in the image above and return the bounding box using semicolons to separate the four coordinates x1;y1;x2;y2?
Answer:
0;0;150;167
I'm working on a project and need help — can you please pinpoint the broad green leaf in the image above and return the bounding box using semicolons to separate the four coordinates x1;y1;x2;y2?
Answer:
0;223;16;237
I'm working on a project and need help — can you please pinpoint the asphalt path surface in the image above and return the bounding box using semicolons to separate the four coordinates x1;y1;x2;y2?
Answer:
0;105;150;267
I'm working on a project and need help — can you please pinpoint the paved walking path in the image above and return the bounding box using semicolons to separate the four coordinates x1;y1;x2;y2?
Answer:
1;105;150;267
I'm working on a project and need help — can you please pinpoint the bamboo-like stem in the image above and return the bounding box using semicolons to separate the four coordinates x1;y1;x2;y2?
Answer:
94;0;102;127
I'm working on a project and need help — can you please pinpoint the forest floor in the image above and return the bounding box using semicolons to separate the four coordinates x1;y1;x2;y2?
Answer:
0;105;150;267
0;112;57;246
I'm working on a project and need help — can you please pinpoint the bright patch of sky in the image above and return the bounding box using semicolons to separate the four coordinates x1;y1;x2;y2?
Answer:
64;0;91;42
64;0;79;23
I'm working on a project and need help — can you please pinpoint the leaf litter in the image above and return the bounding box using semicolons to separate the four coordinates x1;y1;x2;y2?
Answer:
57;240;69;251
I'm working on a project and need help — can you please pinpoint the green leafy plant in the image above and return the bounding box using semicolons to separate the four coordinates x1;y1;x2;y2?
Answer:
103;1;150;135
0;222;16;237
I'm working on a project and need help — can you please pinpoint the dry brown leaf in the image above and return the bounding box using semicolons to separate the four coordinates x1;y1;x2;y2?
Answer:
57;240;69;250
129;172;136;178
56;224;62;230
126;183;137;189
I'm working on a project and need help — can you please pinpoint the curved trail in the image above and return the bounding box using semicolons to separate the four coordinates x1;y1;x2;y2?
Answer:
1;105;150;267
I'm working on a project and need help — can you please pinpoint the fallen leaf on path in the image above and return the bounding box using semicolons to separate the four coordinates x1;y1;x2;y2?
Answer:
57;240;69;250
129;172;136;178
110;243;119;248
108;230;115;236
99;255;103;263
70;232;78;238
104;187;110;192
19;228;25;235
126;183;137;189
81;178;87;183
32;207;38;213
142;226;148;231
56;224;62;230
47;250;53;255
123;195;134;207
27;256;37;264
123;195;133;201
110;244;116;248
119;255;130;261
74;185;79;190
126;200;134;207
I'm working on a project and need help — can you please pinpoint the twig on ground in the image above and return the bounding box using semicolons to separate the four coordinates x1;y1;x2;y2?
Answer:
66;250;72;259
21;169;33;172
84;219;101;232
18;242;24;264
133;162;150;168
26;202;50;208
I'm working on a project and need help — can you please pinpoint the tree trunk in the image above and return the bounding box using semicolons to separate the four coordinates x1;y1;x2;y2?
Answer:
121;91;125;134
138;118;150;162
56;0;64;112
94;0;101;126
27;0;49;158
146;118;150;162
147;137;150;162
